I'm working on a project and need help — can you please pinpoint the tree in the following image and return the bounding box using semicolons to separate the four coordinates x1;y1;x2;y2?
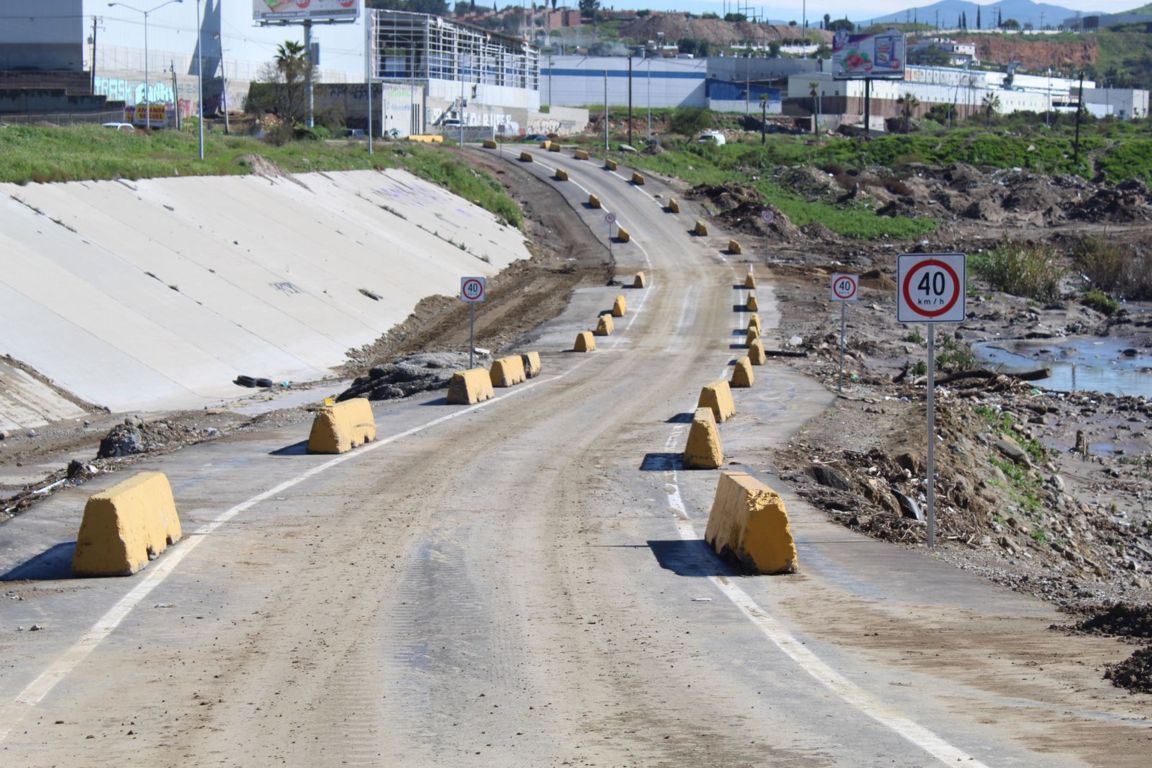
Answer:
669;107;712;135
997;9;1003;28
976;7;981;29
367;0;448;13
578;0;598;20
768;40;781;57
828;18;854;32
897;92;919;132
1002;18;1020;30
724;13;747;22
823;13;831;30
982;92;1001;125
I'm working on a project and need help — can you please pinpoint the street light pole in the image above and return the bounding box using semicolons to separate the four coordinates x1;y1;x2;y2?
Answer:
108;0;184;131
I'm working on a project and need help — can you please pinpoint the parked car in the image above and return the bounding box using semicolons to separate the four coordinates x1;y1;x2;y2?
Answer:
696;130;725;146
102;122;135;132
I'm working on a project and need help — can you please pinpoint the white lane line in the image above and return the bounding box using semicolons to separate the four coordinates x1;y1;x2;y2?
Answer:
0;376;561;744
663;469;990;768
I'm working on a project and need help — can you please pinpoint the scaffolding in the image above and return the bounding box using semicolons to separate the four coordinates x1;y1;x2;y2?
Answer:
371;11;538;92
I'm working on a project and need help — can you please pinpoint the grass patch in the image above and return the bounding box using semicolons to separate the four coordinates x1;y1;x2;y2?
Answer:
969;241;1064;302
0;124;522;229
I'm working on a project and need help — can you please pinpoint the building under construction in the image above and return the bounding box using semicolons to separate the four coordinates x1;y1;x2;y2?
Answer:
369;10;543;136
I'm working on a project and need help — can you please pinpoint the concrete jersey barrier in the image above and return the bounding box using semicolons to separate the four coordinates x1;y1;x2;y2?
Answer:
447;368;495;404
684;407;724;469
731;356;755;388
632;272;647;288
728;239;743;255
307;398;377;454
612;295;627;317
631;172;645;185
749;338;767;365
694;220;709;236
745;326;761;347
748;314;762;333
573;331;596;352
521;351;542;378
574;149;590;160
704;471;798;575
72;471;182;577
594;314;615;336
697;380;736;423
745;273;757;289
746;293;760;312
666;199;680;214
490;355;527;387
588;193;602;209
519;151;534;162
615;226;631;243
554;168;569;181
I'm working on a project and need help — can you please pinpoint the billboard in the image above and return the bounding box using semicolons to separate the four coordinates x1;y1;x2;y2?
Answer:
832;30;906;80
254;0;360;24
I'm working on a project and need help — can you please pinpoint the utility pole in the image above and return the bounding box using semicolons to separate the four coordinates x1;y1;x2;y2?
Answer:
90;17;101;94
1073;70;1084;166
627;55;633;146
304;19;314;128
170;60;179;129
760;95;767;144
603;69;608;153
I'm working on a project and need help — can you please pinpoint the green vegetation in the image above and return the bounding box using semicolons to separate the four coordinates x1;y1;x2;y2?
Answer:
1082;288;1120;316
0;124;522;229
935;334;977;372
1072;234;1152;300
975;405;1048;466
969;241;1064;302
668;107;714;136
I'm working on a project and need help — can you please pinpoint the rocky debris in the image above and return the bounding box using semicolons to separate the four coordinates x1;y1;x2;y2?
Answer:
685;184;801;239
337;352;476;402
97;422;144;458
1106;646;1152;694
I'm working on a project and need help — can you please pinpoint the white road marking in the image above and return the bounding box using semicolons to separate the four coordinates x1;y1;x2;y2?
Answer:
664;467;990;766
0;377;560;745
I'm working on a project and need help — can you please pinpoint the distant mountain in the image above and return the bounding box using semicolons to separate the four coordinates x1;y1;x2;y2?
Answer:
860;0;1079;29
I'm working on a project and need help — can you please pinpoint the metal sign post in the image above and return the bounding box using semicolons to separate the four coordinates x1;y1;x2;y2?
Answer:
460;276;487;369
605;212;616;261
896;253;966;548
760;209;774;265
830;273;859;394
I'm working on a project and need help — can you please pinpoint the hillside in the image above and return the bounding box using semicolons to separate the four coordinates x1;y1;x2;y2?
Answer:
956;33;1098;72
619;14;833;47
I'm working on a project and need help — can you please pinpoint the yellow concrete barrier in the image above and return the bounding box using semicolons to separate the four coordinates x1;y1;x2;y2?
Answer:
574;331;596;352
407;134;444;144
605;159;618;171
748;314;762;333
731;356;755;388
697;380;736;423
704;471;798;575
633;271;647;288
745;272;757;289
684;407;724;469
447;368;495;404
666;198;680;214
482;139;498;149
589;193;602;209
307;398;377;454
555;168;569;181
694;220;709;236
540;140;552;149
745;325;761;347
728;239;743;255
72;471;182;577
519;151;534;162
746;293;760;312
490;355;527;387
749;338;767;365
595;314;615;336
631;172;645;185
612;295;627;317
521;351;542;378
574;149;590;160
615;226;631;243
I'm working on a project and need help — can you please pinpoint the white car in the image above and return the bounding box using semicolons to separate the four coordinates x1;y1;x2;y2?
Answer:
697;131;726;146
102;122;135;132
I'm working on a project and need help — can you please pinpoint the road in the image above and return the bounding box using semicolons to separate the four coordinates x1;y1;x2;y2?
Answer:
0;145;1149;767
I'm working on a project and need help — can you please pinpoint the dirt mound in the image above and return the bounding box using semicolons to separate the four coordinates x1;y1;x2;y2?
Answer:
1069;180;1152;223
1076;602;1152;638
1106;646;1152;694
686;184;801;239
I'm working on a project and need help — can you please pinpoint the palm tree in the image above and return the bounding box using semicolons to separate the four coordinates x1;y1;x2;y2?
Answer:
897;92;919;132
274;40;310;123
982;92;1001;125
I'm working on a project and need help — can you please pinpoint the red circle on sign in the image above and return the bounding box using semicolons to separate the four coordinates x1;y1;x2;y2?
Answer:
833;276;857;300
462;278;484;299
901;259;961;319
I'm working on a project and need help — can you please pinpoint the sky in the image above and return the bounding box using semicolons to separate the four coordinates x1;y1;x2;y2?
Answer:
596;1;1142;24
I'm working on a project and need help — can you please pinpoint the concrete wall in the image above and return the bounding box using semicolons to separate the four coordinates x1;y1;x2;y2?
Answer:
0;0;83;71
541;56;707;108
0;170;531;414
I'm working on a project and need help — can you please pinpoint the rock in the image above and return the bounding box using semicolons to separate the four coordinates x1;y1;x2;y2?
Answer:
1049;474;1066;492
810;464;853;492
26;430;37;439
994;437;1032;466
97;424;144;459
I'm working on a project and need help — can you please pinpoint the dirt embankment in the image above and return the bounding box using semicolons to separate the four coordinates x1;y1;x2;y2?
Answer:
620;15;833;46
957;34;1097;72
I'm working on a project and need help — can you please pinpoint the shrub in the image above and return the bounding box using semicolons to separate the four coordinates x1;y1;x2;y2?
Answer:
1072;235;1152;300
1081;288;1119;315
970;241;1064;302
669;107;713;136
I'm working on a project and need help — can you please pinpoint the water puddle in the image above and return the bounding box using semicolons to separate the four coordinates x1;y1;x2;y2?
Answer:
972;337;1152;398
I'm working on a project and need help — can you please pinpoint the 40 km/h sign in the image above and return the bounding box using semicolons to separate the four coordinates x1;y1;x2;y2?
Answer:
830;273;859;302
897;253;966;323
460;276;487;303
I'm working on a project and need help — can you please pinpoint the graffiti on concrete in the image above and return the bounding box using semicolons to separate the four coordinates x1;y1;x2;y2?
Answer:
96;77;175;105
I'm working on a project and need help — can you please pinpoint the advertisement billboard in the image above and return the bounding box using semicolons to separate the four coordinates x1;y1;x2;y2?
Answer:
832;30;906;80
254;0;360;24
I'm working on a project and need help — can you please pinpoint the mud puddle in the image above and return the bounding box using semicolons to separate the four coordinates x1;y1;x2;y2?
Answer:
973;337;1152;398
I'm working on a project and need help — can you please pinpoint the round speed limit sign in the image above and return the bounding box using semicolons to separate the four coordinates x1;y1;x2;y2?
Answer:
830;273;859;302
605;212;617;225
460;275;487;303
897;253;966;323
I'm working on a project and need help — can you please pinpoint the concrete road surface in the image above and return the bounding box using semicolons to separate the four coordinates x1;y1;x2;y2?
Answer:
0;148;1148;767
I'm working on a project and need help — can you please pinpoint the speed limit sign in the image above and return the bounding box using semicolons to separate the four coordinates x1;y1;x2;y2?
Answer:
460;276;487;303
605;212;616;225
897;253;966;323
830;273;859;302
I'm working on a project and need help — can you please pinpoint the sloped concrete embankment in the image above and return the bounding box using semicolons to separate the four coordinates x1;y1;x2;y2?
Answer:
0;169;529;420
